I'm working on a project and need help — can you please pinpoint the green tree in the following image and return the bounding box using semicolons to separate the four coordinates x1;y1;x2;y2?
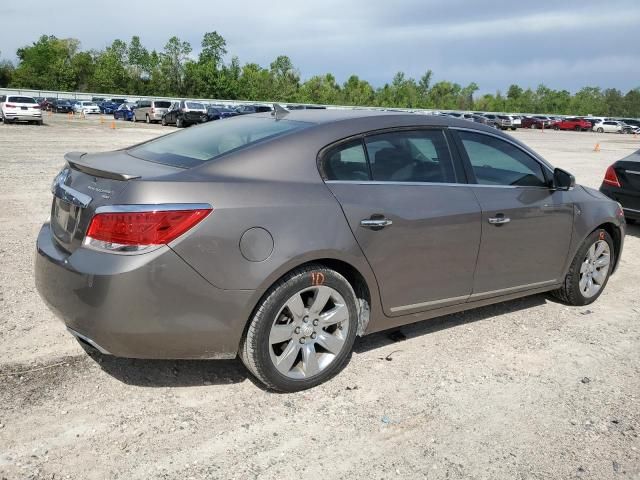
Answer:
0;52;14;87
90;39;128;93
269;55;299;101
159;36;192;96
299;73;341;104
342;75;375;106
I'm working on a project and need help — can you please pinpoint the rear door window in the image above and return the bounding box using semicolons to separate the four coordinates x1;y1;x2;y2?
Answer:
364;130;455;183
321;140;369;181
8;96;36;104
459;131;547;187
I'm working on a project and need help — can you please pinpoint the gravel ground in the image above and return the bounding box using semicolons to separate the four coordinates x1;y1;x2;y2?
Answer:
0;114;639;480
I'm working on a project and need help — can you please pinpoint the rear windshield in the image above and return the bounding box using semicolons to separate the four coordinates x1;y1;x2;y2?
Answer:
8;96;36;104
186;102;205;110
128;117;311;168
154;101;171;108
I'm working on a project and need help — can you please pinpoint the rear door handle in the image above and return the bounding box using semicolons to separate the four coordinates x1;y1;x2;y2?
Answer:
488;215;510;225
360;218;393;230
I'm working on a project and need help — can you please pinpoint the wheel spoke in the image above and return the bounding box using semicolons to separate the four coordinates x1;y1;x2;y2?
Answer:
275;341;300;374
316;331;345;355
586;277;594;293
309;286;331;315
587;244;596;261
580;261;589;274
286;294;306;320
592;269;607;285
319;303;349;327
579;275;588;292
301;344;320;377
269;324;294;344
594;255;610;268
594;241;606;258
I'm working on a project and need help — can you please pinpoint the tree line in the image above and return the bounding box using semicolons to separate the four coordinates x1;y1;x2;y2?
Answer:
1;33;639;117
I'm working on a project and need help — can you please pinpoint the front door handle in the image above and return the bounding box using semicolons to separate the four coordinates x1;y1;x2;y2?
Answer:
488;214;510;225
360;217;393;230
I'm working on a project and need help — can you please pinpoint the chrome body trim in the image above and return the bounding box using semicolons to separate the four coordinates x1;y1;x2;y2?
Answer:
325;180;555;190
67;327;111;354
390;280;558;313
94;203;213;214
51;168;92;208
623;207;640;214
390;295;469;313
625;170;640;175
469;279;558;299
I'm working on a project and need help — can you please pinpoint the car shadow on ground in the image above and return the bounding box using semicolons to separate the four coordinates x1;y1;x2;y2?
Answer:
625;222;639;238
81;343;249;388
354;293;549;354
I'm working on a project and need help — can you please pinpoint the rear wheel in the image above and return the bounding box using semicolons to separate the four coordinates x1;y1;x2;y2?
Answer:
176;117;184;128
597;127;604;133
240;265;358;392
161;117;167;126
146;115;150;124
553;229;614;306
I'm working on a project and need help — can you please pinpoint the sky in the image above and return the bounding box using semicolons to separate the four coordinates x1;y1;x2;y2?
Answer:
2;0;639;94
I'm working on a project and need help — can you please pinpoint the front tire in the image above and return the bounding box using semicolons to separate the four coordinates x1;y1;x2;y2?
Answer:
176;117;184;128
161;117;167;126
552;229;614;306
240;265;358;392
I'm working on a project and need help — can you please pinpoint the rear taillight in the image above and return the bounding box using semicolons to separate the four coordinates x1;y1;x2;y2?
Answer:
5;104;16;108
603;165;621;188
84;206;212;253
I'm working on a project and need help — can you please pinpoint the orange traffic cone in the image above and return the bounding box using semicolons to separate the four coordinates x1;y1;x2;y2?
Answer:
593;143;600;152
110;121;116;130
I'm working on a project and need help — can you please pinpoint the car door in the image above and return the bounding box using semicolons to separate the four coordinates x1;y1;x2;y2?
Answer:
453;129;574;299
323;128;482;316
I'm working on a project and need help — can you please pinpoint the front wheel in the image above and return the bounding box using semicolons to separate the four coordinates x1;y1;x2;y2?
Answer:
146;115;151;124
240;265;358;392
552;229;614;306
176;117;184;128
161;117;167;126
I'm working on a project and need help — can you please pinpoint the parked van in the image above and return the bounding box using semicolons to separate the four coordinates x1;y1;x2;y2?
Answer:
135;99;173;123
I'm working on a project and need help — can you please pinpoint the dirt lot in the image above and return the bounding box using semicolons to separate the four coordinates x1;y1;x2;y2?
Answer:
1;114;639;480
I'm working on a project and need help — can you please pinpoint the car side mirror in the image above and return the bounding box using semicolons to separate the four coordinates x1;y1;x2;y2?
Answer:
553;168;575;190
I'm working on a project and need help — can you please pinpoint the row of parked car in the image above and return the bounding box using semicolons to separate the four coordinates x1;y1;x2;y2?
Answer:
442;111;640;134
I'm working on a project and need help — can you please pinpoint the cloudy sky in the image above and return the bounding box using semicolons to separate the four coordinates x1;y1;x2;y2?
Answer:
2;0;639;93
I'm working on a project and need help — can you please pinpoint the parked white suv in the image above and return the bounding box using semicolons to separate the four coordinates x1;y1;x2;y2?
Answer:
73;101;100;115
134;99;173;123
593;120;623;133
0;95;43;125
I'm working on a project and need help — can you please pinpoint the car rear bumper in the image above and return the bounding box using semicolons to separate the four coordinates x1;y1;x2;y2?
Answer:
3;111;42;121
35;222;253;359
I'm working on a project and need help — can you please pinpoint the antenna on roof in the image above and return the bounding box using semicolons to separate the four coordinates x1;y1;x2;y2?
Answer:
272;103;289;120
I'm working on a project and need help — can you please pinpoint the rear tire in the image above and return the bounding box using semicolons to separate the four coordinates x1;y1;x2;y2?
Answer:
597;127;604;133
240;265;358;392
176;117;184;128
146;115;150;124
161;117;167;126
552;229;614;306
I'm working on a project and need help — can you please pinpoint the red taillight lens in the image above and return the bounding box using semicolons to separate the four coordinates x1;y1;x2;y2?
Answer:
5;104;16;108
85;208;212;250
603;165;621;188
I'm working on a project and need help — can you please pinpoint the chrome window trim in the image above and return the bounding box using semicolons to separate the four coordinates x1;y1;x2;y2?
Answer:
325;180;557;190
623;207;640;214
625;170;640;175
94;203;213;214
450;126;555;174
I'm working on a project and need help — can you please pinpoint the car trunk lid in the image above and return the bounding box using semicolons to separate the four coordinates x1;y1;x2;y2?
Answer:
50;151;183;253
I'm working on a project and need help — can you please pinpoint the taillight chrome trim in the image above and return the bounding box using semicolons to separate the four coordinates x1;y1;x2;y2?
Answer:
83;203;213;255
94;203;213;214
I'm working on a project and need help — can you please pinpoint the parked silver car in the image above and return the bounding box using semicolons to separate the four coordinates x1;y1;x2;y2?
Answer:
35;110;626;391
134;99;173;123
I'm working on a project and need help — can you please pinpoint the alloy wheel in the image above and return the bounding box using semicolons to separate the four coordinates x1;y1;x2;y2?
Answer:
579;240;611;298
268;285;350;379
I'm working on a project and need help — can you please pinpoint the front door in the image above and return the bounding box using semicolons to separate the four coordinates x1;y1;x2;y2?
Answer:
455;130;574;298
323;129;482;315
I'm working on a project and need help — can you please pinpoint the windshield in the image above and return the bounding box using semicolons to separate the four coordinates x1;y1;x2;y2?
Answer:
154;101;171;108
129;117;311;168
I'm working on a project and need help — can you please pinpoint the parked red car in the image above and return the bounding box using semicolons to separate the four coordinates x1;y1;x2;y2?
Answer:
552;117;592;131
521;116;552;129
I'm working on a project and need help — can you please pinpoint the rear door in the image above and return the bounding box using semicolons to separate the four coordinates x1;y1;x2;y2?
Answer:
323;128;482;316
453;129;574;298
613;158;640;212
